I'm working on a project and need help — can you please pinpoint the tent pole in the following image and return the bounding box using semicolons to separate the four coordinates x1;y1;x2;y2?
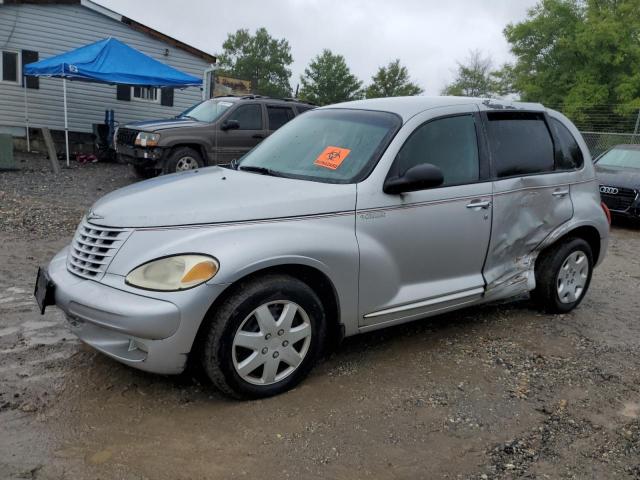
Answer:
23;76;30;152
63;78;70;167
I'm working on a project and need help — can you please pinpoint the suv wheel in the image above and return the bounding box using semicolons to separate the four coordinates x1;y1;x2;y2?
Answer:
164;147;204;174
201;275;326;399
533;237;593;313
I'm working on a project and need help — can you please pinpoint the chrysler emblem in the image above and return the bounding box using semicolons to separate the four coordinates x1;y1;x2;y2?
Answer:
599;186;619;195
87;210;104;220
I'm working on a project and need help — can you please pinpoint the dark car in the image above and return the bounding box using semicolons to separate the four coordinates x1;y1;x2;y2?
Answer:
115;95;315;177
595;144;640;220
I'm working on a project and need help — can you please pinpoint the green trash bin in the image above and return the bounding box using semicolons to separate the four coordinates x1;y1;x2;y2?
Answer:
0;133;17;170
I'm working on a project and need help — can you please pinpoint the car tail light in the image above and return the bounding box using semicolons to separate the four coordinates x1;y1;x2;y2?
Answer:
601;201;611;226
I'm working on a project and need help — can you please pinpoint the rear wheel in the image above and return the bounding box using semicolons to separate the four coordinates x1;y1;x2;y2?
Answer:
532;237;593;313
164;147;204;174
200;275;326;399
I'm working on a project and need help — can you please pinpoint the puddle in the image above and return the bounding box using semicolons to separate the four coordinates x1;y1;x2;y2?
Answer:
0;326;20;337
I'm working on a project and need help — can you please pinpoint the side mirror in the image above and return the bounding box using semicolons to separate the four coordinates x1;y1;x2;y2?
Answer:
383;163;444;194
221;119;240;131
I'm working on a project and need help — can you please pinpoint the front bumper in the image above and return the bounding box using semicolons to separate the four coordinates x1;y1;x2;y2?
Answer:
47;247;227;374
117;144;165;168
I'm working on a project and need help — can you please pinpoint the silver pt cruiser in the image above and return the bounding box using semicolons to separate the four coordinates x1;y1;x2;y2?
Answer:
35;97;609;399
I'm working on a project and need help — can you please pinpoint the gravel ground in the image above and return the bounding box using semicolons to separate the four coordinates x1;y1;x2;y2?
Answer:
1;152;639;479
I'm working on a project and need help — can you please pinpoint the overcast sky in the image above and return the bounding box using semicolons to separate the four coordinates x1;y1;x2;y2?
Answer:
97;0;538;94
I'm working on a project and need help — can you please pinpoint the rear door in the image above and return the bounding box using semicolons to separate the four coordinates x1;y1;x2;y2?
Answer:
216;103;266;163
481;109;574;294
266;104;296;136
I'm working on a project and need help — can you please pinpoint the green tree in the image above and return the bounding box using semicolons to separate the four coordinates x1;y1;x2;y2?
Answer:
442;50;501;97
217;28;293;98
499;0;640;130
365;59;423;98
299;50;363;105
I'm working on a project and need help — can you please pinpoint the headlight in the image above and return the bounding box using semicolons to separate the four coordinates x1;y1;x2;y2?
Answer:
125;255;218;291
134;131;160;147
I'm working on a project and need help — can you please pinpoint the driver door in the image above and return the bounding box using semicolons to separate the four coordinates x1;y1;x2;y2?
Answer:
214;103;267;164
356;106;492;329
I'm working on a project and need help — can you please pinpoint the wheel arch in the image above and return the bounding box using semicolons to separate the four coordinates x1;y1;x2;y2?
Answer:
538;224;602;266
191;263;343;361
166;142;210;165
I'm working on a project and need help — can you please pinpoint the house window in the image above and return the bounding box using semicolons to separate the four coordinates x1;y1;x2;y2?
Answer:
131;86;159;103
1;50;20;84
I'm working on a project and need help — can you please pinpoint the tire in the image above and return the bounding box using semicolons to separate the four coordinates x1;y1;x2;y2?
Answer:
532;237;593;314
163;147;204;174
130;164;157;179
200;274;326;399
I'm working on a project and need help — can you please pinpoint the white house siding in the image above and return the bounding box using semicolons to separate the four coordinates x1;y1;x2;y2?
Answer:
0;3;212;134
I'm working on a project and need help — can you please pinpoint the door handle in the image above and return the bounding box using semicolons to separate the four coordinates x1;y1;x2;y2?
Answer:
252;134;265;139
552;189;570;197
466;200;491;209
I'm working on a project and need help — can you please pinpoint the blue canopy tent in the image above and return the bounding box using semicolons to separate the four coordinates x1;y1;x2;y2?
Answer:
23;37;202;166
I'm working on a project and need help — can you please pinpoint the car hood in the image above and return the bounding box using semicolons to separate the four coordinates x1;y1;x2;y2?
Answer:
89;167;357;228
595;165;640;190
124;117;203;132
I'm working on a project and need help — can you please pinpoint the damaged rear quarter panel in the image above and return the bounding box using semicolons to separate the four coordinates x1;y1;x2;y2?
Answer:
483;172;576;299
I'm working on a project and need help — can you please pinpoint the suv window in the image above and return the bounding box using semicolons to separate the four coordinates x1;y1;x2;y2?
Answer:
552;118;584;170
486;112;555;178
267;106;295;130
228;104;263;130
394;115;479;186
296;105;313;114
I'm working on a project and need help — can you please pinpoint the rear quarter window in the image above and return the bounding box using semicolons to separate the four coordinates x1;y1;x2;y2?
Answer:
485;112;555;178
551;118;584;170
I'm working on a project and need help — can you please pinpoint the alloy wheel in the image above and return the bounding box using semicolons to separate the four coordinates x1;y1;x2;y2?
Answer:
232;301;312;385
556;250;589;304
175;156;199;171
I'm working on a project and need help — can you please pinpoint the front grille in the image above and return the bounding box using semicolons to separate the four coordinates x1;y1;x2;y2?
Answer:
600;185;638;212
67;219;132;280
116;127;139;146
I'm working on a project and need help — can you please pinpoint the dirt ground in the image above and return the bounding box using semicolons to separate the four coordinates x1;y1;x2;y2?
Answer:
1;153;639;480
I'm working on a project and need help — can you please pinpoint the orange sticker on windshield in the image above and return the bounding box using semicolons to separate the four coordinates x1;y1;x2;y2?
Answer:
314;146;351;170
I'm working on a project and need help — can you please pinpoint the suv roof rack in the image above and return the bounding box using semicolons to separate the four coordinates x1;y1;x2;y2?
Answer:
282;97;317;106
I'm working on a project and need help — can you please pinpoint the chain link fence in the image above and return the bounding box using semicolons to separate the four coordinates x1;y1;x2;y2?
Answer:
545;104;640;159
580;131;640;159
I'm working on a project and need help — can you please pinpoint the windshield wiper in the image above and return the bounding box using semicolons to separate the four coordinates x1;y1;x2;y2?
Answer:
238;165;285;177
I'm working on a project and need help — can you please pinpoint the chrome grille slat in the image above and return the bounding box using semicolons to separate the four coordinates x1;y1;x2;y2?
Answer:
72;243;115;257
67;218;131;280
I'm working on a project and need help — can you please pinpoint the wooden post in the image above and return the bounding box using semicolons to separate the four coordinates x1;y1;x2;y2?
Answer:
41;127;61;174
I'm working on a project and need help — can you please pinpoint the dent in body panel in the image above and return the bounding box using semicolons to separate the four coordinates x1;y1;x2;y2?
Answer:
483;176;574;300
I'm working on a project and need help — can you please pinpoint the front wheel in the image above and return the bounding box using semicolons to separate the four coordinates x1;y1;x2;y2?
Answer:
163;147;204;174
532;237;593;313
200;275;326;399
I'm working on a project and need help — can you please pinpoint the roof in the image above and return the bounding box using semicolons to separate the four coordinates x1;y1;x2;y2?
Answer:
1;0;216;64
324;96;545;122
214;95;315;106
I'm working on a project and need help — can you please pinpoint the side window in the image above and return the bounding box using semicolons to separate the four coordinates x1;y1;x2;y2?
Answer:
394;115;480;186
552;118;584;170
485;112;555;177
229;104;263;130
267;106;295;130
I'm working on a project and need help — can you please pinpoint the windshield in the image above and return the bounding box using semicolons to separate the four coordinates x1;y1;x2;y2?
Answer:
238;109;401;183
597;147;640;169
179;99;235;123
